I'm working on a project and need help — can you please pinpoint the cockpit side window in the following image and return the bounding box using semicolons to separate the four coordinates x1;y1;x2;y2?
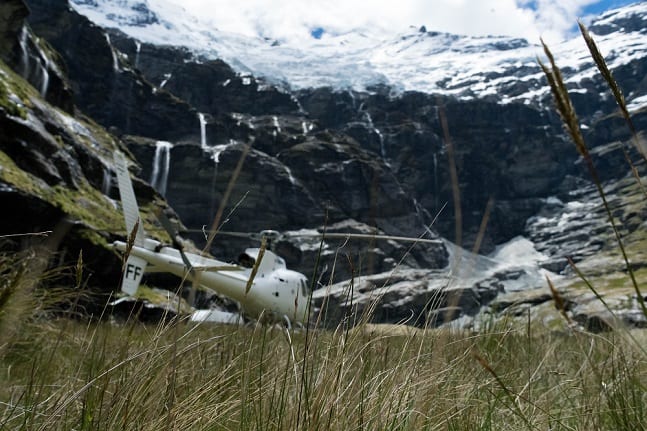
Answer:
300;279;308;297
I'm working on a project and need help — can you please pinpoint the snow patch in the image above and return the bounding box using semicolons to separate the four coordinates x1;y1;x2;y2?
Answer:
69;0;647;104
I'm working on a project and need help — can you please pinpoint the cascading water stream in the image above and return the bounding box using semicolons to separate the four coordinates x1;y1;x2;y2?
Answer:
284;165;297;187
39;58;49;97
302;121;314;135
364;111;386;159
101;167;113;196
159;73;171;89
134;41;141;69
433;152;438;209
104;33;119;72
198;113;237;214
348;89;357;109
150;141;172;196
208;143;231;217
19;26;30;78
272;116;281;136
18;26;51;98
101;167;119;208
199;113;207;149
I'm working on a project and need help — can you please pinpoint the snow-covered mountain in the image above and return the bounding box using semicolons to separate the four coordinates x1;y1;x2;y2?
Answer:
71;0;647;107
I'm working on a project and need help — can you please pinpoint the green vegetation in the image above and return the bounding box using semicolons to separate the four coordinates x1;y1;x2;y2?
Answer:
0;60;35;113
0;79;27;119
0;150;167;249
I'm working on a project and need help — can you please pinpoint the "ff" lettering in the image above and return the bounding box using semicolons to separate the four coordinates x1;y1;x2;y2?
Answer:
126;264;142;280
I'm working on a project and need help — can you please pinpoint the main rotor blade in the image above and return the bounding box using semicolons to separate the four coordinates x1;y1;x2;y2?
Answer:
191;265;243;272
285;232;443;244
153;226;443;245
173;229;261;240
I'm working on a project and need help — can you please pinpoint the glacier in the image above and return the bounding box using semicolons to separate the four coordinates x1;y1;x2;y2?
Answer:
69;0;647;107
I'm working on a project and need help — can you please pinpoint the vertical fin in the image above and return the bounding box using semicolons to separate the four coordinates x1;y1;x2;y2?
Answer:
114;151;146;246
114;151;147;295
121;255;147;295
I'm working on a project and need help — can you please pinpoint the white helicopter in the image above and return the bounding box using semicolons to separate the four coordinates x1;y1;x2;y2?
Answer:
111;151;443;326
112;151;311;325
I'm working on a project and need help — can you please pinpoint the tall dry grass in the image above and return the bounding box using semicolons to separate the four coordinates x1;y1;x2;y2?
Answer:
0;309;645;430
538;23;647;320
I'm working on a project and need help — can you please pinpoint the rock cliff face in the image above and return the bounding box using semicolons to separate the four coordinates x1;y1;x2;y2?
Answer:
0;0;178;304
27;0;198;141
21;0;449;281
1;0;645;328
0;0;73;112
296;88;583;252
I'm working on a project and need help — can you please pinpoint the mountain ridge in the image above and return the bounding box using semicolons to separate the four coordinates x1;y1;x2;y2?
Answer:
68;0;647;108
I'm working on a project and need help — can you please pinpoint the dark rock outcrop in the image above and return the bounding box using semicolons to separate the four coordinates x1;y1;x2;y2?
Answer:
27;0;198;141
0;0;174;300
0;0;73;112
108;34;302;117
0;62;122;288
297;87;580;252
312;267;509;328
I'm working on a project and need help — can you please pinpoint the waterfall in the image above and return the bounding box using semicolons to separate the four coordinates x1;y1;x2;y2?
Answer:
101;167;113;196
302;121;314;135
272;116;281;137
290;93;306;114
150;141;172;196
199;113;207;149
134;41;141;69
19;26;30;78
17;26;51;98
433;152;438;209
198;113;232;163
212;141;234;163
284;165;297;186
206;139;238;215
348;89;357;109
160;73;172;89
377;129;385;158
104;34;119;72
39;58;49;97
272;116;281;133
364;112;385;158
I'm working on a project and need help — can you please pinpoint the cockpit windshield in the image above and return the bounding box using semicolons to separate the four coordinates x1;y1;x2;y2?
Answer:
300;279;309;297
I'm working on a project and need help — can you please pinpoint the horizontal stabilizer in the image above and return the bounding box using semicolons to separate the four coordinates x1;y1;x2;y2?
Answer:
191;309;241;324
